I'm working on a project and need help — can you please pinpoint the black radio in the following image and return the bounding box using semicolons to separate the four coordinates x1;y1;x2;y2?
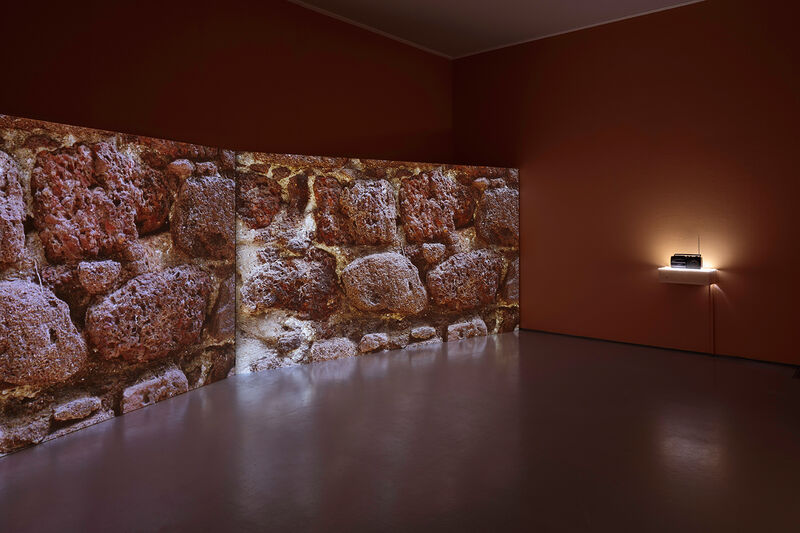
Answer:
670;253;702;269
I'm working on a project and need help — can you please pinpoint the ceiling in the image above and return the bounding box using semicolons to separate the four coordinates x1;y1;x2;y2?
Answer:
289;0;703;58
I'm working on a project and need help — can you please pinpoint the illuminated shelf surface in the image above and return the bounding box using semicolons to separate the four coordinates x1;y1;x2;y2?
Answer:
658;267;717;286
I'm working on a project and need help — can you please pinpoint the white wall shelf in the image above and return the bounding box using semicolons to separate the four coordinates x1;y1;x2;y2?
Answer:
658;267;717;286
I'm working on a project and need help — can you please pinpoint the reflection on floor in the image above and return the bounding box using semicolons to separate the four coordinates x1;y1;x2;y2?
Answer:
1;331;798;532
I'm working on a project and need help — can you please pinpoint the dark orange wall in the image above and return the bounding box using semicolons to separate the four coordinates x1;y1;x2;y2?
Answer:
0;0;452;162
454;0;800;364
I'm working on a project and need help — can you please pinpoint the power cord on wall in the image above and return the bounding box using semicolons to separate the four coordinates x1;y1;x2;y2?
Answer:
707;283;716;355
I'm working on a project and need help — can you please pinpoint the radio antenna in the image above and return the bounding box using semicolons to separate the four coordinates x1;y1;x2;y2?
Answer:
697;235;700;254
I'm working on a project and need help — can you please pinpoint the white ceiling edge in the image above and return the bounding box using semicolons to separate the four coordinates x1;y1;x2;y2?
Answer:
452;0;706;59
287;0;452;58
287;0;705;60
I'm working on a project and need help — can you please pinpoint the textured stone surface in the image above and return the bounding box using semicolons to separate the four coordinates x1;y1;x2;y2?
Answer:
209;276;235;340
475;187;519;246
399;171;476;245
240;248;339;319
164;159;194;189
313;175;350;244
172;176;235;259
237;172;281;229
421;243;446;264
0;280;87;386
137;137;218;169
410;326;437;340
340;179;397;245
0;151;25;264
237;155;517;380
31;144;137;262
447;317;488;341
53;396;102;422
93;141;170;235
427;250;504;311
497;307;520;333
249;349;296;373
77;260;121;294
276;333;304;353
85;266;211;362
472;177;490;191
310;338;357;362
399;171;459;243
45;409;114;442
341;252;427;314
0;414;50;454
359;333;389;353
204;346;236;385
1;115;235;455
287;173;309;212
452;182;477;228
503;258;519;304
195;161;218;176
121;366;189;413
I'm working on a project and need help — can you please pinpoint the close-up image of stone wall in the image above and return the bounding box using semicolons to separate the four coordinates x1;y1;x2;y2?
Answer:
0;115;235;455
236;153;519;372
0;113;518;456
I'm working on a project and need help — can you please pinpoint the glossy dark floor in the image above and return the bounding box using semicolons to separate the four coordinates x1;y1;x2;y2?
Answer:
2;331;799;532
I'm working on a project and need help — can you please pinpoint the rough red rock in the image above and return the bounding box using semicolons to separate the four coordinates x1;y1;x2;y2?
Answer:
452;183;477;228
240;248;339;319
410;326;436;340
164;159;194;190
31;144;137;263
503;258;519;304
120;366;189;413
0;280;87;386
41;264;91;316
237;171;281;229
399;171;473;243
92;142;170;235
421;243;446;264
0;414;50;454
313;175;350;244
208;276;235;340
77;260;121;294
340;252;427;315
475;187;519;246
427;250;503;311
205;346;236;385
447;317;488;341
171;176;235;259
219;150;235;172
288;173;309;212
53;396;102;422
340;179;397;245
271;166;292;180
22;134;60;150
0;151;25;264
194;161;218;176
359;332;389;353
472;178;490;191
497;307;520;332
85;266;211;362
136;137;218;169
310;337;357;362
344;159;389;180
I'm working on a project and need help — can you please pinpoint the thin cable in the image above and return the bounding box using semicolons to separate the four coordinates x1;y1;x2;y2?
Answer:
708;283;716;355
